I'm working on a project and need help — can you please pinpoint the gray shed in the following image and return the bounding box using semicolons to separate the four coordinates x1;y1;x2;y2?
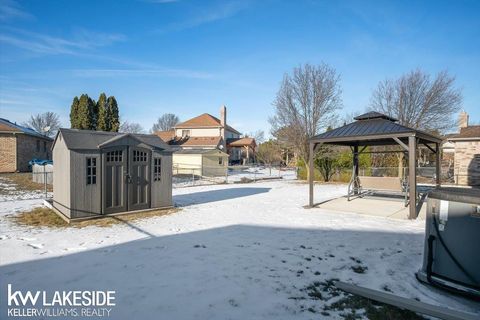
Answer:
52;129;173;220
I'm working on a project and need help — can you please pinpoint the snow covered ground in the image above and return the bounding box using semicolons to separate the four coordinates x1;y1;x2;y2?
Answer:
0;180;478;319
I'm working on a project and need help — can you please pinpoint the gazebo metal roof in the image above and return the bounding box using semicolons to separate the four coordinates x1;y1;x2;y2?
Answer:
311;112;441;146
307;112;442;219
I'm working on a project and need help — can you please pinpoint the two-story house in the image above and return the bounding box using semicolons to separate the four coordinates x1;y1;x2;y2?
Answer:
156;106;256;177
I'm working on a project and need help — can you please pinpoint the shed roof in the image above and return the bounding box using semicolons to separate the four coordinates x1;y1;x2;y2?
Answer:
0;118;53;140
56;128;171;151
311;112;441;146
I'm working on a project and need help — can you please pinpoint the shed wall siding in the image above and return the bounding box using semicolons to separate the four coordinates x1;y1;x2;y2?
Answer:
202;154;228;177
70;150;102;218
0;134;17;172
52;135;71;218
151;152;173;208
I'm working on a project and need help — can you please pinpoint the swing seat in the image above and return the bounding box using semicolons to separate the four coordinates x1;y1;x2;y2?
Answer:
358;176;408;206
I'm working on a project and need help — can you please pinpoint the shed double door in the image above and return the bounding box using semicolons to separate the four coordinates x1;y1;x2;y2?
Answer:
104;147;151;214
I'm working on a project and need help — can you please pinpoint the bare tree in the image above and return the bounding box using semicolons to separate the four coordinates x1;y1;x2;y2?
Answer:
245;130;265;144
270;63;342;180
22;112;61;137
256;140;283;175
370;69;462;133
120;121;145;134
151;113;180;132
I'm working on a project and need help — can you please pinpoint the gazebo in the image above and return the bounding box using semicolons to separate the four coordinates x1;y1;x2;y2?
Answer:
308;112;442;219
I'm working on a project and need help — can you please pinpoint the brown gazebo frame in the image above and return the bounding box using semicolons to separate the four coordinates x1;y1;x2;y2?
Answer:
308;112;442;219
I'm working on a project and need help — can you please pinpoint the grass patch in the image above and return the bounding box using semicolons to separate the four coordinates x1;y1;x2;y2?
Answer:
12;207;67;227
0;173;52;194
12;207;180;228
302;279;425;319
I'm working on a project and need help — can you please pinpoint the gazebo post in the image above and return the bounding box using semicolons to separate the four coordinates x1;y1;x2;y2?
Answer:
353;145;359;194
435;142;441;188
309;141;315;207
408;136;417;219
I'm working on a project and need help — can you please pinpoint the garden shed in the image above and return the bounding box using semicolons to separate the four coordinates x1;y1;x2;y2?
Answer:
51;129;173;221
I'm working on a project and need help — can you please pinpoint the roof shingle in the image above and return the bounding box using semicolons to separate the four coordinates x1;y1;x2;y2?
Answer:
175;113;240;135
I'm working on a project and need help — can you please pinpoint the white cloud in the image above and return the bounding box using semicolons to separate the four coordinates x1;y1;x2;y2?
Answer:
0;27;126;55
0;0;33;22
147;0;180;3
71;67;213;79
156;0;248;33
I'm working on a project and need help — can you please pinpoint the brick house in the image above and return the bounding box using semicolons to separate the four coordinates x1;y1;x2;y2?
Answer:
444;112;480;186
0;118;53;172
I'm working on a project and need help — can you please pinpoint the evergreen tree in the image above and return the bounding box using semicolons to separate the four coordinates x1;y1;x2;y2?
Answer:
76;94;96;130
96;93;109;131
107;96;120;132
69;96;80;129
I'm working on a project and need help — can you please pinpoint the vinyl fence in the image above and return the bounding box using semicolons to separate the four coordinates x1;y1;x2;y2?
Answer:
172;163;297;188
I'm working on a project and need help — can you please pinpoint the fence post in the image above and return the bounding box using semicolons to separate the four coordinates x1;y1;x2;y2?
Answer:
192;169;195;186
225;166;228;184
43;165;47;198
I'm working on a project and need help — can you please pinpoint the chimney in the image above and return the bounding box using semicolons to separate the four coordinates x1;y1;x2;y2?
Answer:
459;111;469;129
220;105;227;127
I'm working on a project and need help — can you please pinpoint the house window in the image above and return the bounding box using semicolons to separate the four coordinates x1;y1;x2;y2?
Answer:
36;140;40;152
218;157;223;165
182;130;190;138
86;157;97;185
43;141;47;152
154;158;162;181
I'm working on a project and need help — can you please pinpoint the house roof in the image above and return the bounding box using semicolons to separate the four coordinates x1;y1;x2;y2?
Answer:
56;128;171;151
175;113;241;135
0;118;53;140
155;130;175;142
170;136;222;147
174;148;228;156
227;137;256;147
311;112;441;146
448;126;480;140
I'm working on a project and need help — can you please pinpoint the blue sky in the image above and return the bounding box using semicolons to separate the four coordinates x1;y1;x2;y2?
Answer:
0;0;479;134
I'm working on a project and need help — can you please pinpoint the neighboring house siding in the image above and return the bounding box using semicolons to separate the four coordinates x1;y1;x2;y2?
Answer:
16;134;52;172
454;141;480;186
225;130;240;139
175;128;221;137
0;134;17;173
173;154;203;175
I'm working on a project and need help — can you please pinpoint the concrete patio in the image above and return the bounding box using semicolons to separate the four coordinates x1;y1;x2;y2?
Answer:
316;195;427;220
